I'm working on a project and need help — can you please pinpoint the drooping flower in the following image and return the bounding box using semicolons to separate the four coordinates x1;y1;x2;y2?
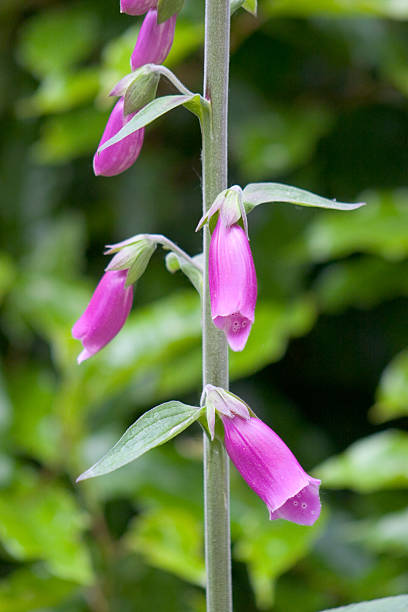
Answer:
72;270;133;363
223;415;321;525
209;217;257;351
120;0;157;15
204;385;321;526
130;9;177;71
93;98;144;177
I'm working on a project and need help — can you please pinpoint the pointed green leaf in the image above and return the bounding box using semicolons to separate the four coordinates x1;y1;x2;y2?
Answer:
243;183;365;213
77;401;203;481
98;95;195;153
157;0;184;23
321;595;408;611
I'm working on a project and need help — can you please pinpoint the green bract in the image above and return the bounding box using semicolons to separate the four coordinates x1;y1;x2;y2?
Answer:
242;182;365;213
98;94;208;153
77;401;203;481
106;238;157;287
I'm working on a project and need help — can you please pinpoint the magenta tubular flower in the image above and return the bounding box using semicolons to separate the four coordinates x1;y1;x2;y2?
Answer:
222;415;321;525
130;9;177;71
209;217;257;351
72;270;133;364
120;0;157;15
93;98;144;177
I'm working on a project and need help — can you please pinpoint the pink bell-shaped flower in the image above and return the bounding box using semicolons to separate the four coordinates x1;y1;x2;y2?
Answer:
72;270;134;364
120;0;157;15
222;414;321;526
130;9;177;71
209;217;257;351
93;98;144;177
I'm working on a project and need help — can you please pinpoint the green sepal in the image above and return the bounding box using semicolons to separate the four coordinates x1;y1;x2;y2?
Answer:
105;238;157;287
157;0;184;23
124;68;160;115
77;401;203;481
165;251;203;294
125;243;157;287
243;182;365;212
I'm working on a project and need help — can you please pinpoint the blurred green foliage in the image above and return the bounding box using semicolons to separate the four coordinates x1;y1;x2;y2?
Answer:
1;0;408;610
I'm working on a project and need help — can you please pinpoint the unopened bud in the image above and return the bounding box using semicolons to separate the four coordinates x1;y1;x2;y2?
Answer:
124;66;160;114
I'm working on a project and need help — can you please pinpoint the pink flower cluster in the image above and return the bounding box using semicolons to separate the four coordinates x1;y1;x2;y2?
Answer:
93;2;177;177
74;1;178;361
73;3;323;527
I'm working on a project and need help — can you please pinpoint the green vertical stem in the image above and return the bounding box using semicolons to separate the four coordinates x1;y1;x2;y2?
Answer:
202;0;232;610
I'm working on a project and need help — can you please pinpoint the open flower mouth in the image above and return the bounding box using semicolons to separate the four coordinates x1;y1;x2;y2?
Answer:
213;312;253;351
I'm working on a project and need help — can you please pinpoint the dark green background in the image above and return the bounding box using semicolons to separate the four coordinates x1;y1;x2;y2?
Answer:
1;0;408;610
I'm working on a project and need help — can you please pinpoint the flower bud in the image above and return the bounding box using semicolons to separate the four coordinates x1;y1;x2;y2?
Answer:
130;9;177;71
72;270;133;363
209;217;257;351
93;98;144;177
120;0;157;16
124;67;160;114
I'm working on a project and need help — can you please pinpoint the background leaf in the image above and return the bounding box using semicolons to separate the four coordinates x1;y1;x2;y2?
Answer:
315;431;408;492
0;471;92;584
321;595;408;611
17;8;99;78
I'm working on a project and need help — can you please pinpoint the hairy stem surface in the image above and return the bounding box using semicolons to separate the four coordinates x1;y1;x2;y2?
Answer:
202;0;232;610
